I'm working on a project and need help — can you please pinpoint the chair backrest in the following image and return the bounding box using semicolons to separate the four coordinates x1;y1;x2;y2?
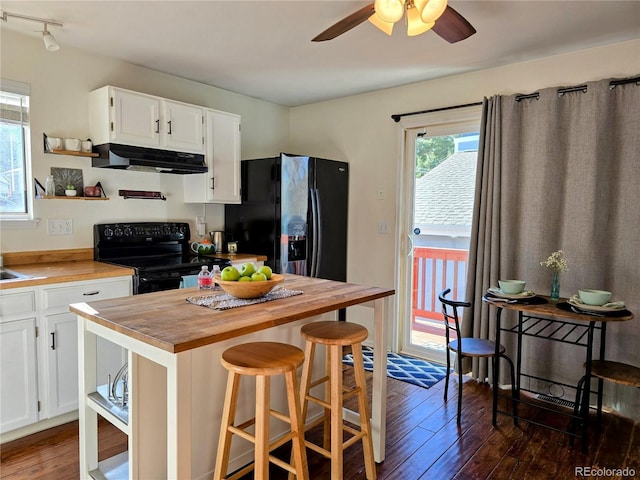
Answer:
439;288;471;343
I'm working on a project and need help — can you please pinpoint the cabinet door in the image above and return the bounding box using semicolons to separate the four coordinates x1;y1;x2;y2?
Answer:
184;110;241;203
111;89;161;148
209;110;241;203
162;100;204;153
45;313;79;417
0;318;39;433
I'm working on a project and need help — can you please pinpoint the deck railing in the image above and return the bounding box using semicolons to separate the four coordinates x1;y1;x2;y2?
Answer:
412;246;469;335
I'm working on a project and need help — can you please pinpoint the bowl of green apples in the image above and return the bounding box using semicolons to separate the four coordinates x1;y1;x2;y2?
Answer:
215;263;283;299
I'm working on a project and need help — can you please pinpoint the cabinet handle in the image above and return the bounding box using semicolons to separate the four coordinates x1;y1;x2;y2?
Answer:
83;290;100;296
210;176;215;191
167;120;172;135
50;332;56;350
155;119;160;134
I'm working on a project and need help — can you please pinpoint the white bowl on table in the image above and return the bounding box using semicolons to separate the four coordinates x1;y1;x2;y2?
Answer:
498;279;526;294
578;289;611;306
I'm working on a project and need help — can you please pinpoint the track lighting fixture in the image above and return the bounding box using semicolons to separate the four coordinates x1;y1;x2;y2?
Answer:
42;24;59;51
1;10;63;52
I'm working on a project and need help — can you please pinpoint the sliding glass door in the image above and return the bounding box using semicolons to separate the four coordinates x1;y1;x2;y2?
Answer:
397;106;481;363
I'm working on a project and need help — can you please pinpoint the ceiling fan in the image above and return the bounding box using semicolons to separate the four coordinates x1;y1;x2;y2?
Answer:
312;0;476;43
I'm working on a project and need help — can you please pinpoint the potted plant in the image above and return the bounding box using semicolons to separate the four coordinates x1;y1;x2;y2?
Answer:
65;184;77;196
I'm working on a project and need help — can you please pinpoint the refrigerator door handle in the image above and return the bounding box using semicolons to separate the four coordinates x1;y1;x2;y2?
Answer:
310;188;320;277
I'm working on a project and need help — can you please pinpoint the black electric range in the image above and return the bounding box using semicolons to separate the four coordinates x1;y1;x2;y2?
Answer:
94;222;230;294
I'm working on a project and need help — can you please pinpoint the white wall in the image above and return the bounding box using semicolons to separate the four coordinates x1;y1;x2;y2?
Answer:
289;38;640;293
0;29;289;252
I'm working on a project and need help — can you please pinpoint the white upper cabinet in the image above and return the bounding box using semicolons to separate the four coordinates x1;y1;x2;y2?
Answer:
89;86;205;154
109;89;160;147
184;109;241;204
163;100;205;153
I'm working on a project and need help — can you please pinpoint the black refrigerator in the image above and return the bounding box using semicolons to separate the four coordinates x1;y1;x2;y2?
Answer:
225;153;348;282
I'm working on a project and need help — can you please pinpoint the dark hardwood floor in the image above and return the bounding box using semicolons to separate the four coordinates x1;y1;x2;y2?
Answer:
1;366;638;479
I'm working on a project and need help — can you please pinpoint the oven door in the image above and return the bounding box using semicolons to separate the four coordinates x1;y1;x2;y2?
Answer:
136;271;184;294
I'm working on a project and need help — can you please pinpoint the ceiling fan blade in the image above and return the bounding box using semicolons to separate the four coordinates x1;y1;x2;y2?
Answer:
431;5;476;43
312;3;375;42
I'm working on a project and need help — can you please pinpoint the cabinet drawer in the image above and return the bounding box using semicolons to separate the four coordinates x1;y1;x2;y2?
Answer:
0;291;37;318
43;279;131;309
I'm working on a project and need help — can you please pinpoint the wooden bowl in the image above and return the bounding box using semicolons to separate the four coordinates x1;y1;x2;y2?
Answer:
214;273;284;299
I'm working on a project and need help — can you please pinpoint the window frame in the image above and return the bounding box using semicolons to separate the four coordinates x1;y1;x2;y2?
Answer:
0;79;36;227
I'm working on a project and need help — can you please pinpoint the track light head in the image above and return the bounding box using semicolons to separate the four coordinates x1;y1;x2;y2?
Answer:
42;24;59;51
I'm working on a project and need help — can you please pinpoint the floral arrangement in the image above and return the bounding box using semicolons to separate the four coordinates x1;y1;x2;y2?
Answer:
540;250;569;273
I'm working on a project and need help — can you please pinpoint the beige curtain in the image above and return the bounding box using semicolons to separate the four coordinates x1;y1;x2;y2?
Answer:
464;76;640;417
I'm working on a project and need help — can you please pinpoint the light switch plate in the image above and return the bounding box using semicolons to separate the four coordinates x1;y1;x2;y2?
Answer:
47;218;73;235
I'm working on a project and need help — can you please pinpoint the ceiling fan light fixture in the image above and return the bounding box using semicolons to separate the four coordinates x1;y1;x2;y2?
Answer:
406;6;434;36
374;0;405;23
419;0;448;24
42;24;59;51
368;13;394;35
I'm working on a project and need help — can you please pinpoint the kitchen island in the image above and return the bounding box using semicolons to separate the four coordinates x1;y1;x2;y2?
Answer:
70;274;394;479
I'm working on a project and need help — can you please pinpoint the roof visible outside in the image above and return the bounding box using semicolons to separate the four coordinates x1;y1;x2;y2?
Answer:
414;151;477;226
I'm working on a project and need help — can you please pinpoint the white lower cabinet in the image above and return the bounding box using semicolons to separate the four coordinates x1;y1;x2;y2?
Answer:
0;317;38;433
44;312;79;418
0;276;132;437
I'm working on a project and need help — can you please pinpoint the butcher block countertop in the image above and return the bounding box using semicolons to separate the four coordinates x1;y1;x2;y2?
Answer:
1;248;134;289
70;274;395;354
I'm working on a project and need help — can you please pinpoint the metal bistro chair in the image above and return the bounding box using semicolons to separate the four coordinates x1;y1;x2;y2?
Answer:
439;288;517;424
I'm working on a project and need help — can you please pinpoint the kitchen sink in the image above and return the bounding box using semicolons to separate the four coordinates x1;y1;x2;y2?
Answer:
0;268;32;281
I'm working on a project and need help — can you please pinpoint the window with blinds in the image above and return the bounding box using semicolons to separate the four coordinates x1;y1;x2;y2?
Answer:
1;80;31;218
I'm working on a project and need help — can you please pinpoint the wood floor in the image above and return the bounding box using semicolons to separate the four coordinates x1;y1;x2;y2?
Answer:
1;367;638;480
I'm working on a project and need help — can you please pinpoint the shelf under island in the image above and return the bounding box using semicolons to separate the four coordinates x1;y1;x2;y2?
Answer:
70;274;394;479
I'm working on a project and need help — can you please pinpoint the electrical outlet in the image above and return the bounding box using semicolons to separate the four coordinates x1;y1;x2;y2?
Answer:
378;221;389;234
47;218;73;235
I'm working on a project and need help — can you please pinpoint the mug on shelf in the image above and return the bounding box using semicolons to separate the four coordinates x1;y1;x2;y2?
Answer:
64;138;82;151
46;137;63;150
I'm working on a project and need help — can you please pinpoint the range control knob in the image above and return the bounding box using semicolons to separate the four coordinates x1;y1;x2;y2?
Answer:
114;227;123;236
123;227;132;237
104;227;113;237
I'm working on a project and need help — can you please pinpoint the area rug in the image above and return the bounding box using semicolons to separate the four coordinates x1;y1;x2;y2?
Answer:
342;346;449;389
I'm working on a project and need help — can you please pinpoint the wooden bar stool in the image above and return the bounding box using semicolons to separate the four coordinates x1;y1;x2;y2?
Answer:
297;321;376;480
573;360;640;431
214;342;309;480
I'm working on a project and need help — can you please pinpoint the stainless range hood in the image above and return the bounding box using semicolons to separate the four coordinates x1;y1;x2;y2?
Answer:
92;144;207;174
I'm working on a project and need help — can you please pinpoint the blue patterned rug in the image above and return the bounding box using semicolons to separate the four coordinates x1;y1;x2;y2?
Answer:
343;346;449;389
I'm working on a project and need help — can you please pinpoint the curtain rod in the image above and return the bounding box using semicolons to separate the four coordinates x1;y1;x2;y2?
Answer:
391;101;482;123
515;76;640;102
610;75;640;88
